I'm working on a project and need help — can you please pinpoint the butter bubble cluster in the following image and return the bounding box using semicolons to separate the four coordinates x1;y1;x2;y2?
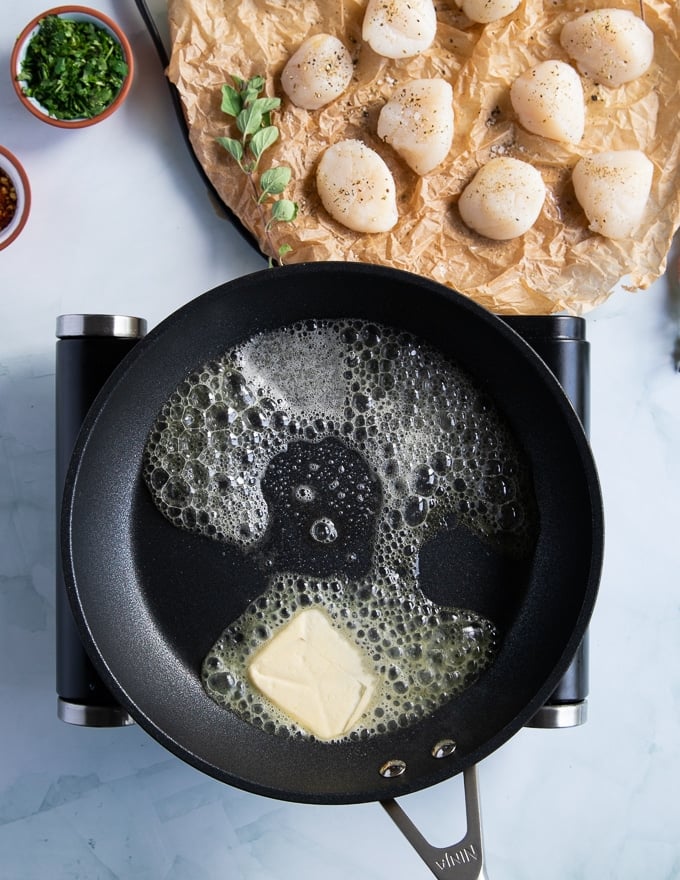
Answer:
143;319;537;740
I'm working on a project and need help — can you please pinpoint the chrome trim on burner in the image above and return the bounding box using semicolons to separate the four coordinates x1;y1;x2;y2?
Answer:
57;698;135;728
56;314;147;339
526;701;588;729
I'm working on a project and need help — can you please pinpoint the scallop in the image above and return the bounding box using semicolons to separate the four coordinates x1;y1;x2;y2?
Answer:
456;0;523;25
316;139;398;233
377;79;454;175
281;34;354;110
560;9;654;87
458;157;546;240
572;150;653;240
362;0;437;59
510;60;585;144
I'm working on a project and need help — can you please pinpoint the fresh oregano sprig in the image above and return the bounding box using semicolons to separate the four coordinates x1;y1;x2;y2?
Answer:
217;75;298;265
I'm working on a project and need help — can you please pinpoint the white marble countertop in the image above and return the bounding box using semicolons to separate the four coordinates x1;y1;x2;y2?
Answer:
1;2;679;877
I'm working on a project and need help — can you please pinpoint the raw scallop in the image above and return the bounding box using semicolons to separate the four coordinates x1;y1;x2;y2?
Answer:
281;34;354;110
560;9;654;87
377;79;454;175
362;0;437;59
455;0;522;25
316;139;398;233
510;60;585;144
572;150;653;240
458;157;546;240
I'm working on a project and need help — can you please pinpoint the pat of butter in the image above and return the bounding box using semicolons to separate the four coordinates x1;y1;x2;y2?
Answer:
248;607;378;740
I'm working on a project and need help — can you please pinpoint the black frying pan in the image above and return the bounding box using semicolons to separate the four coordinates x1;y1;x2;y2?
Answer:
62;263;602;818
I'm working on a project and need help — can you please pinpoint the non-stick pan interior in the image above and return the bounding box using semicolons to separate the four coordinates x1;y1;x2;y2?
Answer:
62;263;603;804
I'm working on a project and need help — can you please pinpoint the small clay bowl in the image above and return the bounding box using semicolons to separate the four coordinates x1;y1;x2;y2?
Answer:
11;6;134;129
0;146;31;250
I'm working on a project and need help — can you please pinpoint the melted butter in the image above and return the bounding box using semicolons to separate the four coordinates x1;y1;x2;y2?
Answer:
143;319;537;741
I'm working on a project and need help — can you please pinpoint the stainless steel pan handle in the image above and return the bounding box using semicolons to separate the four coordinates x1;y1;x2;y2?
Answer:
381;765;488;879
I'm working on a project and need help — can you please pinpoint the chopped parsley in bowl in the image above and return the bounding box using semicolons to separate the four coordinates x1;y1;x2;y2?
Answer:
12;6;134;128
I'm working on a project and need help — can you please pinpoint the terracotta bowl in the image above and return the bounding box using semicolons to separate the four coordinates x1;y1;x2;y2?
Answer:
11;6;134;128
0;146;31;250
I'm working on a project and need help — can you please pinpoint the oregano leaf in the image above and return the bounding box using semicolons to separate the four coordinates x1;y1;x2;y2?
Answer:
247;75;265;93
271;198;298;223
243;77;266;107
253;96;281;115
220;84;242;117
216;136;244;163
260;166;292;196
250;125;279;161
243;86;260;107
237;103;264;136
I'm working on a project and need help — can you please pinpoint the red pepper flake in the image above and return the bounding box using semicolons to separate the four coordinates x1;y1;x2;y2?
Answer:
0;166;18;231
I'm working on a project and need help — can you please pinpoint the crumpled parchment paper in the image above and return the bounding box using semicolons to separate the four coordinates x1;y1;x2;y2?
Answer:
167;0;680;314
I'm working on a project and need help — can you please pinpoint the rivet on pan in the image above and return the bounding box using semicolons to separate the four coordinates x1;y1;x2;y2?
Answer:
379;759;407;778
431;739;457;759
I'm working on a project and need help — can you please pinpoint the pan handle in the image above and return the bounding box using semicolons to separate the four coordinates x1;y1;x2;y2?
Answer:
381;765;489;879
